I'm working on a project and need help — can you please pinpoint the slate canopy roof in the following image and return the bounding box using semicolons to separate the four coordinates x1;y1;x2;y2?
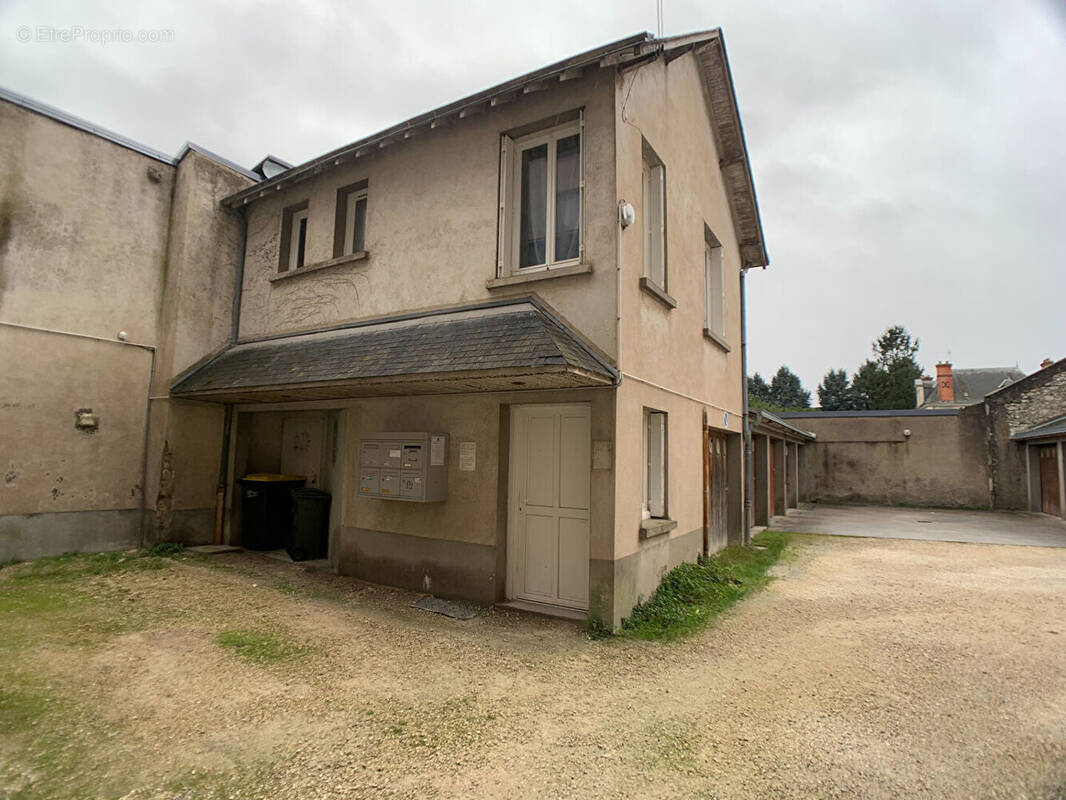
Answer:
171;299;616;403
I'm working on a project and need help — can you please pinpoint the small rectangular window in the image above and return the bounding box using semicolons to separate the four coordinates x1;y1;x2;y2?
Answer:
345;190;368;255
642;140;666;289
704;229;725;338
279;201;310;273
292;210;308;269
333;180;369;259
498;114;583;275
643;409;667;519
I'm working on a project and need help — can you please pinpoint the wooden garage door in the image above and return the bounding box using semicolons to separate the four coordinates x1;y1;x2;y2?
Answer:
706;430;728;551
1039;445;1061;517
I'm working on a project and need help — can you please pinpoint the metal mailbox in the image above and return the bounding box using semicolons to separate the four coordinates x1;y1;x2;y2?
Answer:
357;432;448;502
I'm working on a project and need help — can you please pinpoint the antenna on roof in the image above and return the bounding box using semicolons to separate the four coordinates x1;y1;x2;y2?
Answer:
656;0;664;37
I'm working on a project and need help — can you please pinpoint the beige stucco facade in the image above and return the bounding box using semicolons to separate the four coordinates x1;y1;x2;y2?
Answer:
235;69;620;360
2;32;766;627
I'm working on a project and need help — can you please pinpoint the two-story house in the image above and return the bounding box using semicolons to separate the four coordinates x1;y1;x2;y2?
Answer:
1;30;768;627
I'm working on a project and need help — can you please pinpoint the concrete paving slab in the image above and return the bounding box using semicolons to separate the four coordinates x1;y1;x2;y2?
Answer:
771;503;1066;548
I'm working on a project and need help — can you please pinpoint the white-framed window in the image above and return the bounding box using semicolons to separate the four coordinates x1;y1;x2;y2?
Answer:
642;409;668;519
642;141;666;289
344;189;368;255
498;115;584;274
704;230;725;338
280;203;309;272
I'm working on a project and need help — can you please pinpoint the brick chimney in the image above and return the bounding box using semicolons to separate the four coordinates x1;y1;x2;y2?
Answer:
936;362;954;403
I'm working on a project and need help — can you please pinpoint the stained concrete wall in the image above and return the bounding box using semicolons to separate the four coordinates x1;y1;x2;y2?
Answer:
786;412;990;508
236;69;619;359
0;101;173;343
144;150;252;546
986;360;1066;510
0;328;152;560
0;100;172;559
0;97;253;559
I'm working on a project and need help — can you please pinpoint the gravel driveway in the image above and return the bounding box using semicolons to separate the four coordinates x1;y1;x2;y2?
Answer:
3;535;1065;799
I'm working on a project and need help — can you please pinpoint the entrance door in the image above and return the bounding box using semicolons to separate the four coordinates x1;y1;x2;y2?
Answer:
1039;445;1061;516
707;431;728;550
507;404;591;610
281;415;325;487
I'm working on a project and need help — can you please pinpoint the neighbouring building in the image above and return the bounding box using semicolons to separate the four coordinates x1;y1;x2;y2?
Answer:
915;361;1025;408
781;358;1066;521
0;30;771;626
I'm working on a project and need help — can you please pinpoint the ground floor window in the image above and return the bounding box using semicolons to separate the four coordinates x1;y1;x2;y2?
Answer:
643;409;668;519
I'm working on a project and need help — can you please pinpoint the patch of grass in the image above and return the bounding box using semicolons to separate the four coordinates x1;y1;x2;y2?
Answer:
0;557;22;570
215;628;306;664
0;686;49;734
584;616;613;641
146;542;185;557
2;549;187;584
617;530;789;641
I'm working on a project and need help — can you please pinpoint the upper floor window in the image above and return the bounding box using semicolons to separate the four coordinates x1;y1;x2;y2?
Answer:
279;201;309;272
333;180;369;258
498;114;583;274
704;227;725;339
642;140;666;290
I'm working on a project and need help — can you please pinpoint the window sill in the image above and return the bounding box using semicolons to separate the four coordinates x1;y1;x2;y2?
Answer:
271;250;368;282
639;518;677;540
639;277;677;309
703;328;731;353
486;261;592;289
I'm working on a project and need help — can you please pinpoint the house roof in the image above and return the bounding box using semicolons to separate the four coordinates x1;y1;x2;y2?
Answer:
220;30;768;269
1010;415;1066;442
170;298;616;403
919;366;1026;408
0;85;260;181
985;357;1066;402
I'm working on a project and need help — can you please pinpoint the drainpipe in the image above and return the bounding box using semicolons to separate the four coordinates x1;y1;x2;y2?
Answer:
214;207;247;545
740;267;752;544
229;206;247;344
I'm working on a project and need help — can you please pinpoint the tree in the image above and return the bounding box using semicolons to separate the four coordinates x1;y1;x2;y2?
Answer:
769;366;811;409
852;325;923;410
817;369;867;410
748;373;771;402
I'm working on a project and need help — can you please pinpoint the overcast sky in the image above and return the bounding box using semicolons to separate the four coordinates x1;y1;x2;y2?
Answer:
3;0;1064;398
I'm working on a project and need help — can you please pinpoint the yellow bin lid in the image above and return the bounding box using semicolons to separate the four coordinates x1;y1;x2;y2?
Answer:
240;473;305;482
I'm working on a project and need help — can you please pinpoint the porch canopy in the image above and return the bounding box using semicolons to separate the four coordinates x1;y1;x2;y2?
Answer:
171;299;616;403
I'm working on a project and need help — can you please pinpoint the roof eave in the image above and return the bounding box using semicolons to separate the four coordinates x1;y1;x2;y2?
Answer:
693;34;768;269
221;31;655;209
